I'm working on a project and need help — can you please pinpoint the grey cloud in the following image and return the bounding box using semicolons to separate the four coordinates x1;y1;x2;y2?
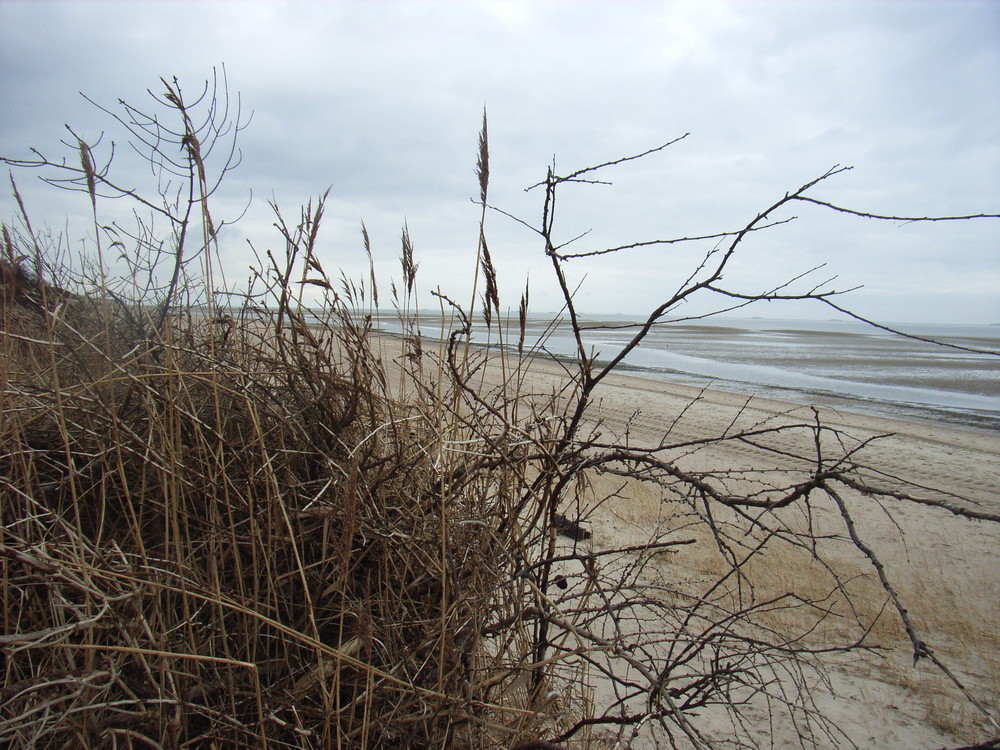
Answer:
1;0;997;323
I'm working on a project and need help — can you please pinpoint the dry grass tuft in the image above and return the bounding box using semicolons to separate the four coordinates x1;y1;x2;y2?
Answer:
0;226;575;747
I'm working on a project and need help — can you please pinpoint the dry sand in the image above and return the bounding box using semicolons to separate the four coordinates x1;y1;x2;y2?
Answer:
380;335;1000;747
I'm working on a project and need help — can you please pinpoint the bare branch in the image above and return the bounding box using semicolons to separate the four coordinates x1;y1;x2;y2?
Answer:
793;195;1000;222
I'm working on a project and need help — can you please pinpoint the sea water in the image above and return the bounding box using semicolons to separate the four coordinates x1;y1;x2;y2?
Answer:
377;314;1000;432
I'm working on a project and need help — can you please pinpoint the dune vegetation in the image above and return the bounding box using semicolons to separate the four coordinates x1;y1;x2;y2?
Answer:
2;72;998;749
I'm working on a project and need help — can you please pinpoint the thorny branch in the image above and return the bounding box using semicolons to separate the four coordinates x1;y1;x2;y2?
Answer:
487;138;1000;745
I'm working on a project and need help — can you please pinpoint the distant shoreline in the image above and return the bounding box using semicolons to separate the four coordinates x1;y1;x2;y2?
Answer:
371;321;1000;434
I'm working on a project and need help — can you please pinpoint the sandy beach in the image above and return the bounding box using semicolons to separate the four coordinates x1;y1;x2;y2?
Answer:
386;333;1000;747
538;356;999;747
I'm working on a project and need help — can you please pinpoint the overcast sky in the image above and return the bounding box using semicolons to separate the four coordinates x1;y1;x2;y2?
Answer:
1;0;998;325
